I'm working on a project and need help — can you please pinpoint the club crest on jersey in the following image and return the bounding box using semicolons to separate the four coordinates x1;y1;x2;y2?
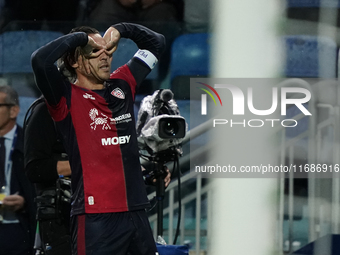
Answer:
111;88;125;99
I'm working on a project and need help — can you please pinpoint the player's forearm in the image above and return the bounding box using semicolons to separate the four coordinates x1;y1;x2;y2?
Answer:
31;32;88;71
31;32;88;105
112;23;166;59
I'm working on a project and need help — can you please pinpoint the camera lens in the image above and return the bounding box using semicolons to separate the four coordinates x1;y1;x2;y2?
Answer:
164;121;178;136
158;117;185;139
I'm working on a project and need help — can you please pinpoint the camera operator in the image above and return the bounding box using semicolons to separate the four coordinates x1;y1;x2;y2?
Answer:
24;97;72;255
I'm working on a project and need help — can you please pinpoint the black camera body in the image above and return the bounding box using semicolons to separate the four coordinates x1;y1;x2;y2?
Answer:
136;89;187;154
138;114;186;153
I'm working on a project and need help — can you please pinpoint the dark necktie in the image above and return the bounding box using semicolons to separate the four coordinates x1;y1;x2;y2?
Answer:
0;137;6;188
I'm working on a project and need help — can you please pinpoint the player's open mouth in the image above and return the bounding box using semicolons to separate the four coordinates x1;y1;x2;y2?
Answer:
100;65;109;70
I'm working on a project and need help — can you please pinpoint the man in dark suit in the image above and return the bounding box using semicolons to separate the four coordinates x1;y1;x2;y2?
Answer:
0;85;36;255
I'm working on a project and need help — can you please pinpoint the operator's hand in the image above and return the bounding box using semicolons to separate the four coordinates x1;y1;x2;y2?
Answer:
163;167;171;188
103;27;121;56
142;165;171;187
2;194;25;212
81;35;106;59
57;160;71;177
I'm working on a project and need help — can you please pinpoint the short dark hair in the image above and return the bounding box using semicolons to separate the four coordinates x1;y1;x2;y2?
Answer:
0;85;19;106
59;26;100;82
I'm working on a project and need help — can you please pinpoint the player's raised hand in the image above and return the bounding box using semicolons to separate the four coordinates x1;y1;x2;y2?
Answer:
81;36;106;58
103;27;121;56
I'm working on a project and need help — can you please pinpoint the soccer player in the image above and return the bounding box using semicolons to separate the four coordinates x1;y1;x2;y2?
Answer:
31;23;165;255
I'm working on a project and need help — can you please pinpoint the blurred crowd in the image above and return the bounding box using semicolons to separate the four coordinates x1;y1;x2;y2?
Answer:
0;0;209;94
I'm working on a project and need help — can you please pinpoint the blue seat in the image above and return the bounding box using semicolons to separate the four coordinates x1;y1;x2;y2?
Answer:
286;0;340;8
170;33;210;81
283;35;337;138
284;35;337;78
156;244;189;255
17;96;38;126
169;33;210;99
0;30;64;97
109;37;158;80
0;30;64;74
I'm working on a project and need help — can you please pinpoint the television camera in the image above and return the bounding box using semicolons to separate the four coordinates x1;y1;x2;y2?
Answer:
136;89;187;238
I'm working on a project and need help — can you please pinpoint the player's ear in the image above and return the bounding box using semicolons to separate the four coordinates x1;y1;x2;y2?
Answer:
71;61;79;68
9;105;19;119
70;56;79;68
70;48;80;68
